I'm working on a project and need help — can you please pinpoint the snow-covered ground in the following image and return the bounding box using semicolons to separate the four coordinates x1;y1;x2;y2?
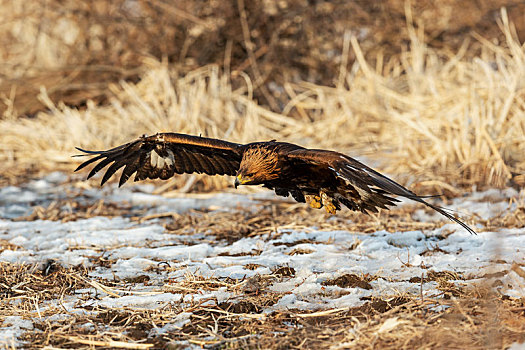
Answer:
1;172;524;347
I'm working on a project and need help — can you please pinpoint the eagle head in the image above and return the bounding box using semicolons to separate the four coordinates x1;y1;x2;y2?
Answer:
235;146;280;188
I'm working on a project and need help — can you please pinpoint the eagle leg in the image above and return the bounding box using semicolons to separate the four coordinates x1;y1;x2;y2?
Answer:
321;191;339;214
305;194;322;209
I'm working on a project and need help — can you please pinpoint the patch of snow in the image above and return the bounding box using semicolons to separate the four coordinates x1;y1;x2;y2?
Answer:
0;174;524;344
508;342;525;350
95;293;182;309
0;316;33;348
149;312;192;335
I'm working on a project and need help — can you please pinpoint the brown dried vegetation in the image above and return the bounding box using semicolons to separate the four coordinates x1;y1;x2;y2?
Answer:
3;258;523;349
1;1;525;348
0;1;524;190
0;196;523;348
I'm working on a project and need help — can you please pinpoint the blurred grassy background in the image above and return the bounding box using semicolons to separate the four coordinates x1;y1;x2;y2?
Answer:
0;0;524;192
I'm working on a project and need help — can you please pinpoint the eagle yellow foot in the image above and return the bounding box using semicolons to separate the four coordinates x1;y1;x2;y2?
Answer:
306;195;322;209
324;202;337;214
321;192;337;214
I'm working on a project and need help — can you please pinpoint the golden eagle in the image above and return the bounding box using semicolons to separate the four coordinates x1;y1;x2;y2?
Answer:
75;133;475;234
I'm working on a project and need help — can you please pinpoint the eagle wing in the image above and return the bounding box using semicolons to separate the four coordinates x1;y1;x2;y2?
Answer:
286;149;475;234
75;133;244;187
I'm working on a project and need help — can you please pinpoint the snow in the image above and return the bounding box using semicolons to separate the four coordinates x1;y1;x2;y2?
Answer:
149;312;192;335
509;342;525;350
0;174;524;346
1;316;33;348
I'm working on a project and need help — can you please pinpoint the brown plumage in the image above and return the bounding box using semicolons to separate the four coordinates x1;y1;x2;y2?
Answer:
75;133;475;234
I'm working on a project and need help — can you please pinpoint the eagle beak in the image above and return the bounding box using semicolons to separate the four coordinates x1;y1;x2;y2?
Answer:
234;175;242;189
235;174;250;188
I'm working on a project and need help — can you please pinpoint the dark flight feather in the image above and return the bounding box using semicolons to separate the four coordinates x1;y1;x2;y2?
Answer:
75;133;243;186
287;149;475;234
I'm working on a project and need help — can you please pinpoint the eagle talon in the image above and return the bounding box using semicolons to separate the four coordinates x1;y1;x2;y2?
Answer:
324;203;337;214
306;195;322;209
321;192;337;214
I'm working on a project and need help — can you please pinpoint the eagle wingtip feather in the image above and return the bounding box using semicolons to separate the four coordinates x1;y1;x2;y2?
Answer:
74;147;102;154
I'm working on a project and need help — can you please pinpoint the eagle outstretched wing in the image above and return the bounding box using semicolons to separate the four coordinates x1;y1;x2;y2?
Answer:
75;134;475;234
74;133;244;187
286;149;476;235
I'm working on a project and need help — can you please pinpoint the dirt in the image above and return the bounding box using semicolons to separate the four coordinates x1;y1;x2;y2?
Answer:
322;273;374;290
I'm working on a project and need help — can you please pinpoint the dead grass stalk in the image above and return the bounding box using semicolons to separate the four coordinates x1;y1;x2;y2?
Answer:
0;9;523;191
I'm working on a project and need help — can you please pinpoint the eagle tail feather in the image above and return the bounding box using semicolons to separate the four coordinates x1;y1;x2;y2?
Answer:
363;168;476;235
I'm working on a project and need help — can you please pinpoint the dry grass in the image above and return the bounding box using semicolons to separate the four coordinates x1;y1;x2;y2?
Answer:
2;0;525;115
1;7;524;190
1;178;524;348
1;3;524;348
1;200;524;349
9;289;524;349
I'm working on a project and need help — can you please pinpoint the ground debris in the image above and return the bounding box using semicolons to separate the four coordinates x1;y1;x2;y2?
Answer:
0;262;89;300
272;266;296;277
13;198;144;222
322;274;374;290
1;181;524;348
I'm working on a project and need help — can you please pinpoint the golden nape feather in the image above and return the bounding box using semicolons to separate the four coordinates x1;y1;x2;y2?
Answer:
75;133;476;234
